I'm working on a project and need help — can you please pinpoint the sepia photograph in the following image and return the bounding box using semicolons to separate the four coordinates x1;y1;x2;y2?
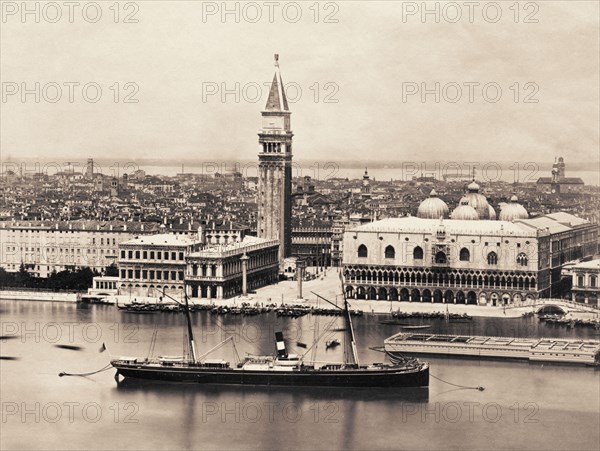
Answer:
0;1;599;450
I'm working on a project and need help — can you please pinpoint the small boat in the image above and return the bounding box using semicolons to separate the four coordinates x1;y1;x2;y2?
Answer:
326;339;341;349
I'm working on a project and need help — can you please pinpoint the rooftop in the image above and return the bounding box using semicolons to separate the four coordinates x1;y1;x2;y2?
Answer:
570;259;600;271
350;217;538;236
189;236;278;258
121;233;201;247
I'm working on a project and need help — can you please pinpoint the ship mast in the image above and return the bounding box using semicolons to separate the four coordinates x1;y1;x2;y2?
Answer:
162;288;197;364
340;277;359;366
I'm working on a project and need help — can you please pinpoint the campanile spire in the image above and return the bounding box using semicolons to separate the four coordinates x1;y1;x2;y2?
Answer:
257;55;293;266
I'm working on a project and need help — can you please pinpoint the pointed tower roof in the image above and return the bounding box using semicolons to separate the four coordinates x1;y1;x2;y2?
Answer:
264;54;289;112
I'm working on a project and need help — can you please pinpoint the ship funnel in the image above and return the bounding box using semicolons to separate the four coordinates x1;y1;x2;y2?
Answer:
275;332;288;359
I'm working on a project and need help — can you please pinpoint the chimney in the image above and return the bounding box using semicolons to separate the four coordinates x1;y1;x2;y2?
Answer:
141;224;144;231
198;224;205;244
109;224;113;231
124;224;127;231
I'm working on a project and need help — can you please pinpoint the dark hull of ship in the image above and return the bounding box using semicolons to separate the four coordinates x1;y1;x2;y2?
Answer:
112;363;429;388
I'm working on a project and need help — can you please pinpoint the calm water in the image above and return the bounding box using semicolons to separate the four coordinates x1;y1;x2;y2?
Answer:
1;301;599;450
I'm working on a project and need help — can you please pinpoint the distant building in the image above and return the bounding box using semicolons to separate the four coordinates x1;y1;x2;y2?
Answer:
291;225;332;267
0;220;159;277
536;157;584;194
565;259;599;305
361;169;371;199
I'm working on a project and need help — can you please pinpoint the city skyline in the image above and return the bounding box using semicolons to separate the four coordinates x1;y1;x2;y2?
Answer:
1;2;599;167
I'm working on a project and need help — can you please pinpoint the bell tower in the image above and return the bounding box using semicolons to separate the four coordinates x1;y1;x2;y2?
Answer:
257;54;293;265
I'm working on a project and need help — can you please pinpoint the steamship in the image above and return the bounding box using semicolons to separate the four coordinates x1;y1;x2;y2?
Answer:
111;282;429;388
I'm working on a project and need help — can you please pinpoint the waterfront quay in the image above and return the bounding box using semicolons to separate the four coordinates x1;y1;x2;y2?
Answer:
2;270;599;321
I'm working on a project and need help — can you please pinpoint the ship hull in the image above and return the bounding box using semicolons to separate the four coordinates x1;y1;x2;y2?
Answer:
112;362;429;388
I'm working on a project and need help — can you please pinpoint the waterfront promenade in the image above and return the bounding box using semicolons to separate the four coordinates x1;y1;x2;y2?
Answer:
5;269;596;320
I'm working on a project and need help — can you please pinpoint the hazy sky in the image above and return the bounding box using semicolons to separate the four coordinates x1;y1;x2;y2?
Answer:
1;1;599;169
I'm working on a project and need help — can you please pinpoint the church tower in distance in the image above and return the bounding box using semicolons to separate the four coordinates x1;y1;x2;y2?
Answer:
257;54;293;266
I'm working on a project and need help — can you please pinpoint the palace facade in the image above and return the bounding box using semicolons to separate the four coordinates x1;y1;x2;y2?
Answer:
343;197;597;306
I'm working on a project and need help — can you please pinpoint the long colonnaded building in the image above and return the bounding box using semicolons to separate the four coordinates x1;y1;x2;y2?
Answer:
342;182;598;306
117;227;279;300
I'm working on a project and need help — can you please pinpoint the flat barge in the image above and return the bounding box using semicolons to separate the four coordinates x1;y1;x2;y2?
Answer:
384;332;600;366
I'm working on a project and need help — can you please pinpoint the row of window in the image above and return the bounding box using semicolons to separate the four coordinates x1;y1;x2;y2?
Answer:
120;269;184;281
577;275;598;288
358;245;529;266
120;250;185;261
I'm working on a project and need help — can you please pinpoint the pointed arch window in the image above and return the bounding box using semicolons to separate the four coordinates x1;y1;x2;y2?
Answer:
517;253;528;267
413;246;423;260
358;244;368;258
459;248;470;262
435;251;447;264
487;251;498;265
384;245;395;259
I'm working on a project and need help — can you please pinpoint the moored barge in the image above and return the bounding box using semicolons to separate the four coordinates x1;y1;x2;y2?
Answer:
384;332;600;366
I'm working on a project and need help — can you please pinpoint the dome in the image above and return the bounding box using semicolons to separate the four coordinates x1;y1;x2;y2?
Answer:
451;200;479;220
417;189;449;219
467;181;480;192
499;195;528;221
459;180;491;219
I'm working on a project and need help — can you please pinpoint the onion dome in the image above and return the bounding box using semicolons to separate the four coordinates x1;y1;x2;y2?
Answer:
462;181;491;219
488;204;497;220
467;181;480;192
499;195;529;221
451;199;479;220
417;189;450;219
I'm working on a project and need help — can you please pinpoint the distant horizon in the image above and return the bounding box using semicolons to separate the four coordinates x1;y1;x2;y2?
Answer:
2;156;598;186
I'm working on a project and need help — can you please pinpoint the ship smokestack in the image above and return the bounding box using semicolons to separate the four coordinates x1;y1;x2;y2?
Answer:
275;332;288;359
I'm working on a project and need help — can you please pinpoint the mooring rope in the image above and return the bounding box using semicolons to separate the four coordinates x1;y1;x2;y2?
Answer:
430;373;485;391
58;363;113;377
383;349;485;391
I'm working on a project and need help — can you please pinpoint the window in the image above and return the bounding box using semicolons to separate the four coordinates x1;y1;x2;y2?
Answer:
135;251;140;259
517;253;528;266
435;251;447;264
128;251;133;259
358;244;368;258
120;250;125;258
487;252;498;265
384;245;395;259
171;252;177;260
179;252;184;260
150;251;155;259
459;248;470;262
143;251;147;259
578;275;585;287
590;275;597;288
157;251;162;260
413;246;423;260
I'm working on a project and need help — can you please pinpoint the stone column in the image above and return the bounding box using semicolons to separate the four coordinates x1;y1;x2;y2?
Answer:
241;253;250;297
296;259;306;299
